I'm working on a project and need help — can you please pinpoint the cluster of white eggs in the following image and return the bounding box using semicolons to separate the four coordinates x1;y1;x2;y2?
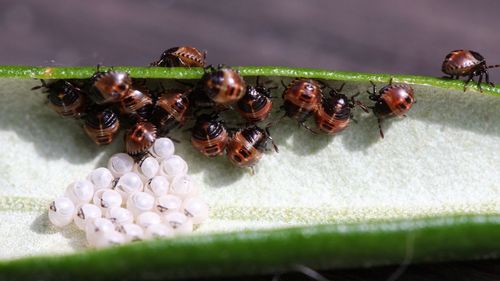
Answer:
48;138;209;248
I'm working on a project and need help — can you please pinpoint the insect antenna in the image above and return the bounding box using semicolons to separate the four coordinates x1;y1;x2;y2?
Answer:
350;92;369;113
264;124;279;153
335;82;345;93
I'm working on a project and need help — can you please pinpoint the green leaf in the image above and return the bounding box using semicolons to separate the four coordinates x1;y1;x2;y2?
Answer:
0;66;498;280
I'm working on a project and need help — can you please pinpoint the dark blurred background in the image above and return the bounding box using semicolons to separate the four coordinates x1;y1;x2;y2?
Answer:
1;0;500;81
1;0;499;280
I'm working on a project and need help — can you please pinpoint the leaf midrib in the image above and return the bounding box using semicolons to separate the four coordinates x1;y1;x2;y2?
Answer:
0;66;498;97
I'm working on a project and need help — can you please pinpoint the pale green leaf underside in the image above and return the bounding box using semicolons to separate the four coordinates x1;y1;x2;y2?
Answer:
0;66;498;266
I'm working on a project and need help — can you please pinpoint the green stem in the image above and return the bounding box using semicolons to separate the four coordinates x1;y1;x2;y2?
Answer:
1;66;499;97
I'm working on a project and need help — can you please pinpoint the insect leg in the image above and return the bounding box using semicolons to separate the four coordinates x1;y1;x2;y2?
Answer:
477;74;484;92
463;74;474;92
377;118;385;139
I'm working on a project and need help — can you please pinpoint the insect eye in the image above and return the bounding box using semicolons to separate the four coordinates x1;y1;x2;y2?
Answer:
398;103;407;110
135;130;144;138
405;97;412;104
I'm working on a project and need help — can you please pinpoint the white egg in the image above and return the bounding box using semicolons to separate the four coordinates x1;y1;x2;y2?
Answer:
88;167;114;190
163;211;193;234
65;179;94;204
85;217;115;246
144;224;174;239
74;203;102;230
117;223;144;242
93;189;122;212
159;155;188;178
114;172;143;200
107;153;135;177
93;231;126;248
137;157;159;180
106;207;134;226
48;197;76;227
155;194;182;214
136;211;161;229
182;197;209;224
144;176;170;197
150;138;175;159
170;175;198;198
126;192;155;217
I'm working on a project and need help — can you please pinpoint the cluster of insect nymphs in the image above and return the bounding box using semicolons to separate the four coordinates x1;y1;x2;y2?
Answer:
48;137;209;248
34;47;497;172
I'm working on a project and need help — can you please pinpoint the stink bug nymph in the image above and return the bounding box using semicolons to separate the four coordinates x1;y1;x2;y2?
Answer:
151;89;190;135
368;80;415;138
118;86;153;119
32;79;87;119
89;70;132;104
83;107;120;145
151;46;206;68
441;49;500;92
125;121;157;157
236;77;274;124
314;84;368;135
281;78;323;131
226;126;278;172
191;113;229;157
201;65;246;106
